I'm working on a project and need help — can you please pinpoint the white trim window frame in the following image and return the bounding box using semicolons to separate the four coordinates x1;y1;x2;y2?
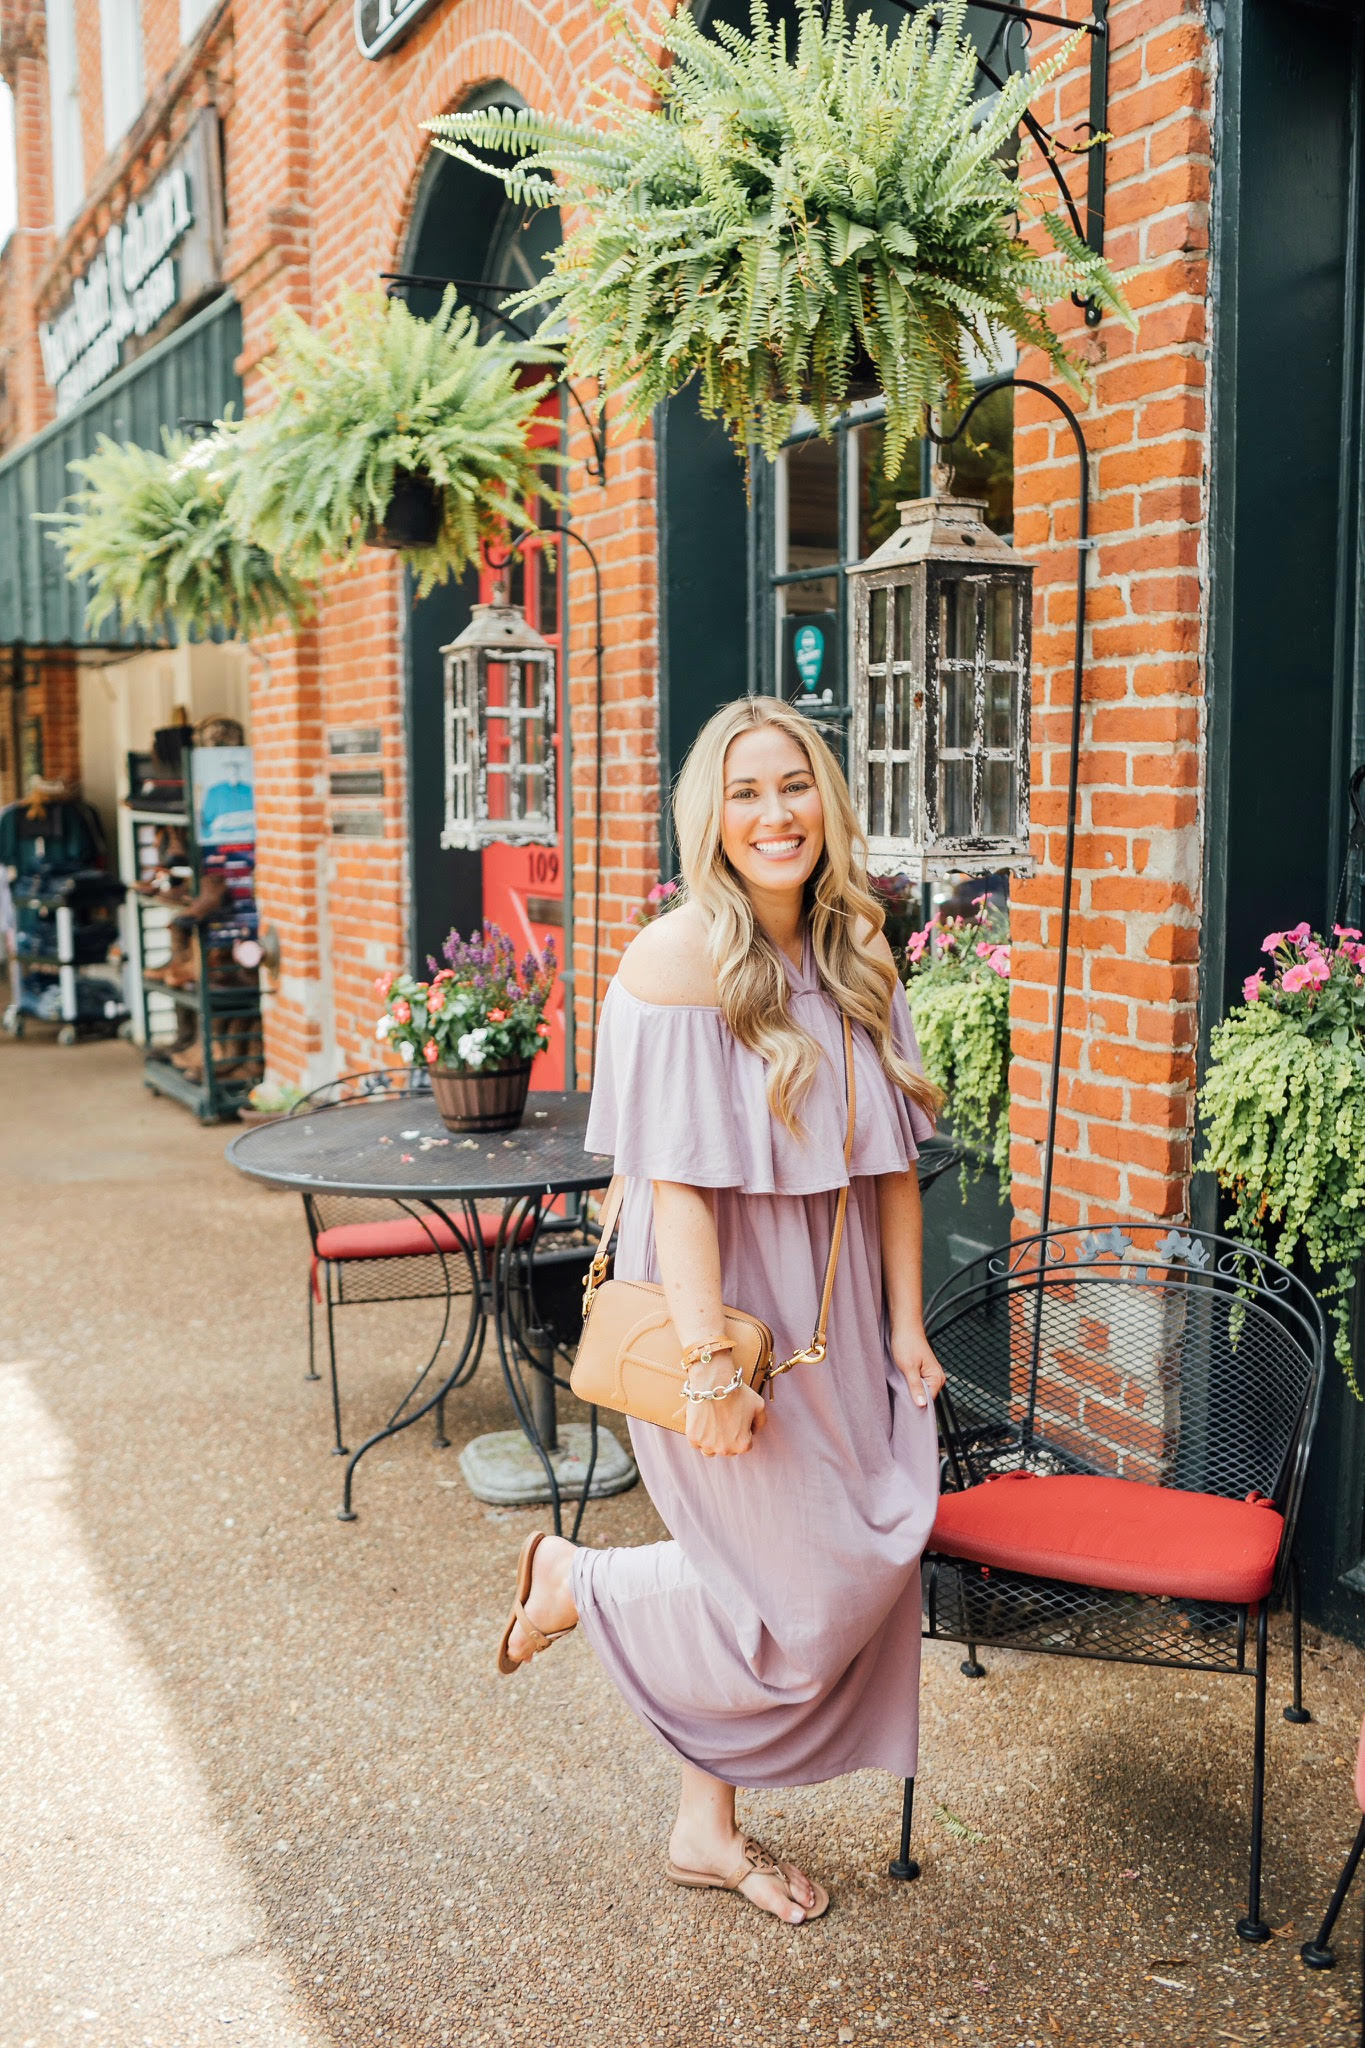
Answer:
99;0;145;154
45;0;84;231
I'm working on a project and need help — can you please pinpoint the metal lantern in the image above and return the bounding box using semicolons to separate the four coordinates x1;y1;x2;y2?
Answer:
440;597;557;851
848;479;1034;879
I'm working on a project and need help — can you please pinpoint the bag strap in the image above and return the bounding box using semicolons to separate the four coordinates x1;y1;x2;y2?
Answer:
583;1013;857;1378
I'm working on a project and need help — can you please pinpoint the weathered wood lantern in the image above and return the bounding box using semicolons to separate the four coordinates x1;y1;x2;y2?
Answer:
848;478;1034;879
440;595;557;851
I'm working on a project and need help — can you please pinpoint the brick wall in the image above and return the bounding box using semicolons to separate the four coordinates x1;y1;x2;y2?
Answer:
228;0;665;1086
1;0;59;438
72;0;103;189
1008;0;1210;1232
4;0;1215;1153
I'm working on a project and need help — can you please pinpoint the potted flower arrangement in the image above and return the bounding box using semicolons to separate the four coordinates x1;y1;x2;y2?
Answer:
374;924;557;1133
904;897;1012;1190
45;423;311;640
230;287;559;598
427;0;1133;473
1200;923;1365;1389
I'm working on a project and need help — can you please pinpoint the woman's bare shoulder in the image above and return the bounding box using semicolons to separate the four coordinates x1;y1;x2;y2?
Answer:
617;902;719;1007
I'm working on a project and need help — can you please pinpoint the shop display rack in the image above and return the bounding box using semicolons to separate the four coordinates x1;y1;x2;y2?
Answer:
124;739;263;1122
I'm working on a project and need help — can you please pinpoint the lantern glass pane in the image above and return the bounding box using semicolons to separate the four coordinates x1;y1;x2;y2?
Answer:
871;677;886;756
521;662;546;773
987;582;1015;662
895;586;916;665
985;666;1013;750
941;667;972;751
869;586;887;667
940;582;974;663
937;757;971;837
983;757;1015;837
891;758;911;837
870;755;886;830
892;668;914;755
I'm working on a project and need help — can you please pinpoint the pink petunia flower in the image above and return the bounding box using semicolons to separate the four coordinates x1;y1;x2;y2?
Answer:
1261;932;1285;955
1243;972;1264;1003
1305;954;1332;985
988;946;1011;978
1281;964;1312;993
1287;922;1313;944
1335;925;1363;942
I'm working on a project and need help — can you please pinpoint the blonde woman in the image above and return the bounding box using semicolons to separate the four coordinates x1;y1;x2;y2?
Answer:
498;696;945;1924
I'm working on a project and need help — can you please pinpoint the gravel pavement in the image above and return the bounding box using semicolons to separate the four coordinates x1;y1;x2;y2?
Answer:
1;1032;1362;2048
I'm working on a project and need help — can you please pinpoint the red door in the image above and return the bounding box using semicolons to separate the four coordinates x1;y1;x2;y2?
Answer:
479;401;566;1089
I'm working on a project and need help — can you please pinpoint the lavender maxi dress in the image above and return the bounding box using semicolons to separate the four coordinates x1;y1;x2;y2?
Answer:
569;938;941;1789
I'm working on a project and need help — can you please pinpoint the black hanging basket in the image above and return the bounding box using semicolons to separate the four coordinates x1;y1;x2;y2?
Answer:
365;470;444;551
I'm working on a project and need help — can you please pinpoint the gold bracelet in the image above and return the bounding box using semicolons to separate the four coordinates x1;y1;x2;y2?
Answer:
681;1336;736;1370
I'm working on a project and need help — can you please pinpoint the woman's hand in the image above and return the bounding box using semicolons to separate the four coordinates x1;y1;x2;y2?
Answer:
890;1322;946;1410
684;1381;768;1458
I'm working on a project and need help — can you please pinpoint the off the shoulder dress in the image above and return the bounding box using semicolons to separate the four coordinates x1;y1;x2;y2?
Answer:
570;932;940;1789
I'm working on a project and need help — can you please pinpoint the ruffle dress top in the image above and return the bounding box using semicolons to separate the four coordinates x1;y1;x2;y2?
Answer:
569;933;941;1788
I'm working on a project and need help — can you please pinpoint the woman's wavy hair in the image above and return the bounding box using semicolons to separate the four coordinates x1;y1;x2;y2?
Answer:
672;696;941;1135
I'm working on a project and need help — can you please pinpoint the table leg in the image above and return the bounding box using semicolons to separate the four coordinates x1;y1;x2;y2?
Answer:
459;1192;636;1534
335;1197;483;1523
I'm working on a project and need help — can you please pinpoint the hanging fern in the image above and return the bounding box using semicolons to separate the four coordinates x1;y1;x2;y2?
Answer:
231;288;559;598
425;0;1133;470
44;424;310;642
1200;924;1365;1391
905;902;1012;1190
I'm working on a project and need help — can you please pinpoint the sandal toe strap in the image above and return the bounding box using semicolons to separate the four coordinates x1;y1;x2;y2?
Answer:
726;1838;784;1891
511;1599;553;1655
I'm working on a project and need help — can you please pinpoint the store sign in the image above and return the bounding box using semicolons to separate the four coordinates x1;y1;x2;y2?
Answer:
38;110;225;417
355;0;440;60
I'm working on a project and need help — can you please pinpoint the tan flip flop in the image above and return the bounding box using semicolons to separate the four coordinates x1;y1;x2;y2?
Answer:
496;1530;577;1676
666;1835;830;1921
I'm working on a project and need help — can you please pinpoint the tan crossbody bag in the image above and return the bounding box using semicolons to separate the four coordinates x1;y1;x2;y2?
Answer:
569;1014;856;1434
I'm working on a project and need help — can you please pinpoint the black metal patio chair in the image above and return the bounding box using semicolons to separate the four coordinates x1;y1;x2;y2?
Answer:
290;1068;598;1458
893;1223;1326;1940
290;1069;484;1456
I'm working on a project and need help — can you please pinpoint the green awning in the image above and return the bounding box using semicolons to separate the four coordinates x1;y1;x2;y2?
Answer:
0;292;243;649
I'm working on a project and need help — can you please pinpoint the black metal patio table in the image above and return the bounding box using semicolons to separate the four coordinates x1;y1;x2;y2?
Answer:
227;1091;632;1538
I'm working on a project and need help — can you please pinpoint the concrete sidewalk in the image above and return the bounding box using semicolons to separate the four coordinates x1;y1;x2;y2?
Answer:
0;1031;1361;2047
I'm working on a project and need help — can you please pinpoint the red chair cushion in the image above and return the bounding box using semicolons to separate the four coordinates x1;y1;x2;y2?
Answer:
930;1470;1284;1605
315;1211;533;1262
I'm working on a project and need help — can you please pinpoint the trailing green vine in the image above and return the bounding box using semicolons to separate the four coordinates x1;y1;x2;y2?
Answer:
1200;923;1365;1390
904;899;1011;1191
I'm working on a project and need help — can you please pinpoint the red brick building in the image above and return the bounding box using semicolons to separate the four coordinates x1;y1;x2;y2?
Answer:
2;0;1364;1615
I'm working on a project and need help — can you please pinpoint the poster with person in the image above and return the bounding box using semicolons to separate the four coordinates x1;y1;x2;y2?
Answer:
191;747;255;848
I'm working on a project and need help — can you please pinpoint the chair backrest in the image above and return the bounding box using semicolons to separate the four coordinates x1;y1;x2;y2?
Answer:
289;1067;431;1114
926;1225;1325;1540
289;1068;433;1240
